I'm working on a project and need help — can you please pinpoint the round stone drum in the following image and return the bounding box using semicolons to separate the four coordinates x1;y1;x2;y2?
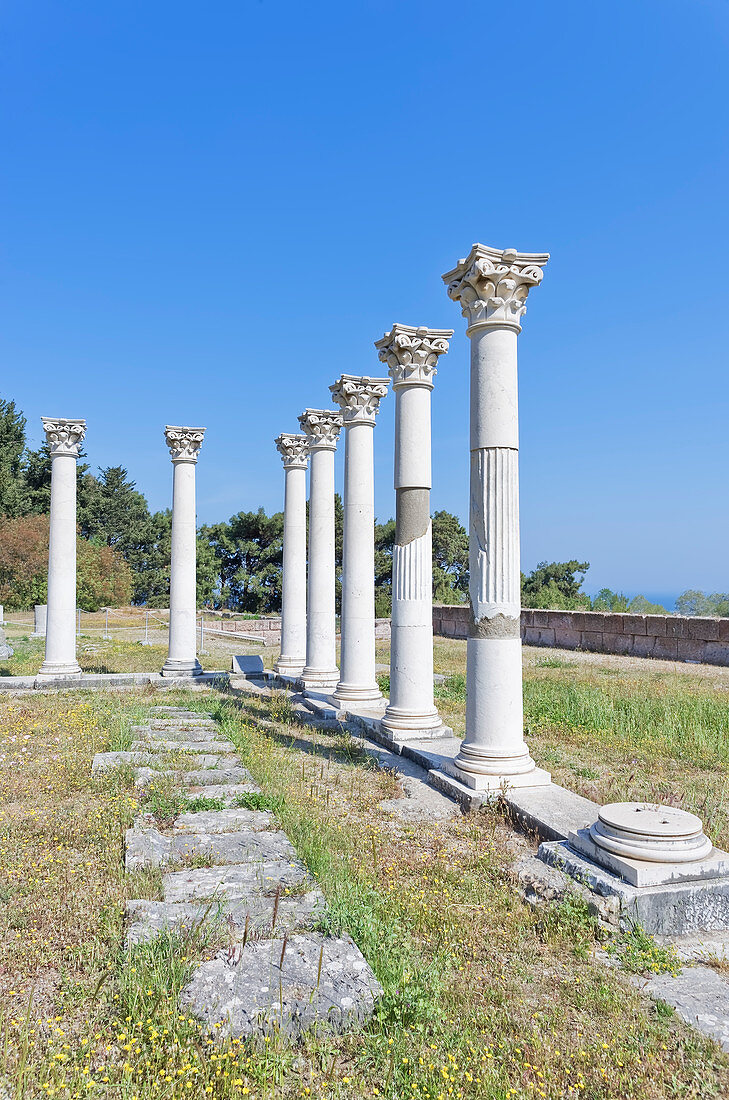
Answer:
590;802;713;864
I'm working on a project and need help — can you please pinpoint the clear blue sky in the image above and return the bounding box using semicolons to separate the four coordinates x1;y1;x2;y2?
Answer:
2;0;728;606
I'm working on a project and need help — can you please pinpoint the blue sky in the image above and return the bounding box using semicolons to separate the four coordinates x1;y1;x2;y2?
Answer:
2;0;728;605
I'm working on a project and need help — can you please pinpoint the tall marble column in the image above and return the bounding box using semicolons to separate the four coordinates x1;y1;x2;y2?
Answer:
37;418;86;680
274;433;310;676
298;410;342;692
441;244;551;790
161;426;206;678
330;374;390;705
375;325;452;737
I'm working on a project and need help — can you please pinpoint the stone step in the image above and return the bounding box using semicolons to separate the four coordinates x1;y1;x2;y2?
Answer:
149;708;214;718
148;719;219;730
131;726;224;742
163;859;312;903
133;765;253;791
172;808;273;833
92;750;157;775
183;782;262;802
130;739;236;754
180;933;382;1039
125;890;326;945
125;826;297;870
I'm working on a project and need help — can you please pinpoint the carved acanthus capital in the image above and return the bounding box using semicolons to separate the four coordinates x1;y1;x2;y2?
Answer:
275;433;309;469
41;417;87;458
329;375;390;425
375;324;453;389
442;244;549;332
298;409;343;451
165;425;206;463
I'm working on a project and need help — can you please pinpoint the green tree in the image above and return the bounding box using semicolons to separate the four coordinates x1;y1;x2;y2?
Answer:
432;510;469;604
676;590;729;617
521;560;591;610
200;508;284;612
591;588;630;612
0;399;30;517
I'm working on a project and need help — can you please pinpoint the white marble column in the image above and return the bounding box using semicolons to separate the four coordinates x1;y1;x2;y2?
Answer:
375;325;452;737
274;433;310;676
37;418;86;680
441;244;551;790
298;410;342;692
161;426;206;678
330;375;390;705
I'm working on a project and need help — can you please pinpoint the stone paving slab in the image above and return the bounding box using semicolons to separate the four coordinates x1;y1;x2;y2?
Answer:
181;933;382;1039
125;826;298;870
92;750;158;775
180;766;254;787
131;726;225;742
633;965;729;1052
131;739;236;754
163;860;313;903
171;809;273;833
184;782;262;801
126;891;326;945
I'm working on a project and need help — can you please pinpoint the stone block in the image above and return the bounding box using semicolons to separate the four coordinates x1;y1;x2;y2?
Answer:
718;619;729;642
666;617;690;638
702;643;729;667
602;632;632;655
630;635;656;658
677;639;708;663
623;615;647;635
689;617;720;641
532;610;550;628
163;860;313;904
652;637;679;660
125;826;298;871
600;614;625;635
553;628;581;649
524;627;541;646
580;631;604;652
644;615;668;637
231;655;265;677
520;609;534;627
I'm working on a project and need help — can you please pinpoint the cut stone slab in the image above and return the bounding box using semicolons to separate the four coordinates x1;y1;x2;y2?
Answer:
184;783;262;802
231;655;265;677
149;708;213;717
539;840;729;935
505;785;598;843
634;964;729;1052
131;726;223;742
163;860;312;903
125;826;297;870
172;809;273;833
181;933;382;1039
148;718;219;730
92;750;157;775
181;766;254;788
131;739;236;754
126;890;326;945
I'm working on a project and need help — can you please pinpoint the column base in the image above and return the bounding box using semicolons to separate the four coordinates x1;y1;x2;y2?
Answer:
381;704;447;740
36;662;82;680
441;755;551;792
332;681;383;705
301;667;340;692
274;656;306;677
161;658;203;678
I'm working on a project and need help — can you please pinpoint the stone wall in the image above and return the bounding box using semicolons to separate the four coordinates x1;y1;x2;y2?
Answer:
432;605;729;667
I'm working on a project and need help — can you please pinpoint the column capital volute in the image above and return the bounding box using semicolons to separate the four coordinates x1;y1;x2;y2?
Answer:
375;324;453;389
298;409;343;451
275;433;310;469
41;417;87;458
165;425;206;463
329;374;390;426
442;243;549;333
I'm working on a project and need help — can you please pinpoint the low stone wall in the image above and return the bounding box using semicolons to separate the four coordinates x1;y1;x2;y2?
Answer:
211;616;391;647
432;605;729;667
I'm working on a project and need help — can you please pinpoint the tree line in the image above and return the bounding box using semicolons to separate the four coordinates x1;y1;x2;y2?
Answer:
1;397;723;616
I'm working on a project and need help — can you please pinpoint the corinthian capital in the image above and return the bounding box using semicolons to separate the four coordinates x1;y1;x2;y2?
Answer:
41;417;87;458
330;375;390;425
275;433;309;469
375;324;453;389
442;244;549;332
165;425;206;463
298;409;343;450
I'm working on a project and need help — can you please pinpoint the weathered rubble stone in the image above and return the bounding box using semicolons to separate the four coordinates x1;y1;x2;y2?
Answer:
163;859;312;903
180;933;382;1039
125;826;298;871
125;890;326;945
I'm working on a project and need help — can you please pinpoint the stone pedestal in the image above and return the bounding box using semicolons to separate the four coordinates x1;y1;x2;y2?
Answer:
441;244;551;790
161;426;206;678
330;375;389;706
375;324;453;738
274;434;310;677
298;410;342;692
36;419;86;680
31;603;47;638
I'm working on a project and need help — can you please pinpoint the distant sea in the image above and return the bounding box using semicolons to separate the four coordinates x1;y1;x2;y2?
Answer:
585;591;678;613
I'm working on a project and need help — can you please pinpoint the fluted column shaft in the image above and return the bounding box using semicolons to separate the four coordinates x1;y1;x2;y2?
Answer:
274;434;309;676
299;410;342;691
442;244;551;790
331;375;389;705
37;418;86;679
376;324;452;737
162;426;205;677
